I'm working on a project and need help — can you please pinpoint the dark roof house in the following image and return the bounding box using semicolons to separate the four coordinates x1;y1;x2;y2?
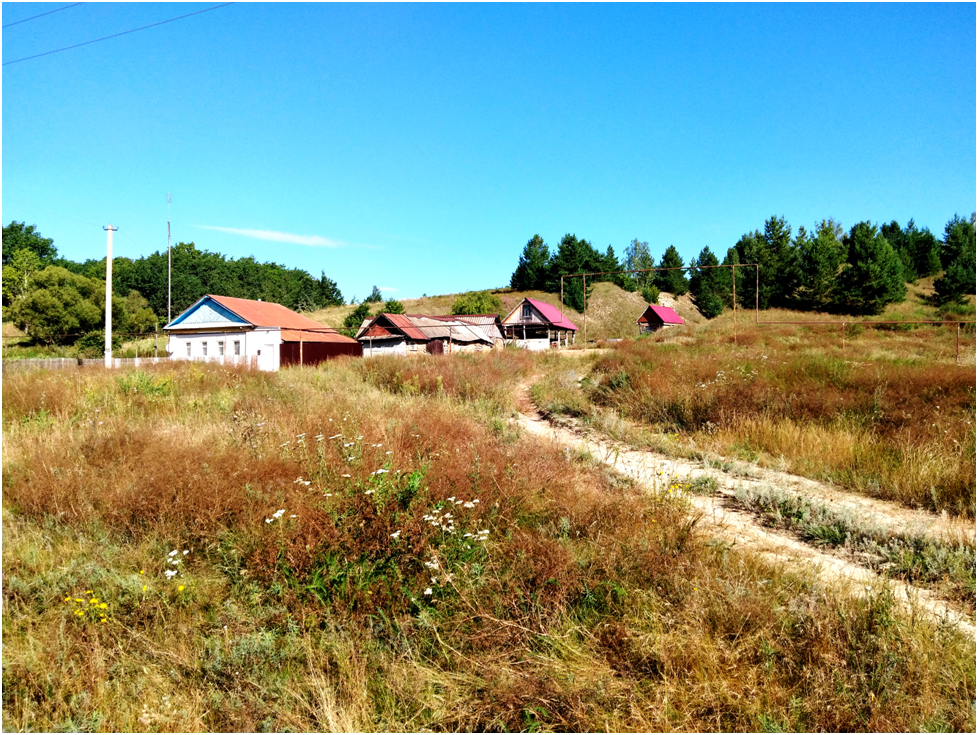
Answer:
356;313;495;356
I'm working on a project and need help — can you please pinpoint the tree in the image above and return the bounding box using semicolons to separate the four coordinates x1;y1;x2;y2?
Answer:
2;248;43;307
689;246;724;318
883;219;941;280
796;219;844;311
654;245;688;295
319;272;344;307
2;222;57;265
835;221;906;315
764;215;797;307
342;302;372;334
546;234;602;312
934;213;977;305
381;298;405;314
451;290;503;315
510;235;551;291
640;283;660;305
623;239;655;291
364;285;384;303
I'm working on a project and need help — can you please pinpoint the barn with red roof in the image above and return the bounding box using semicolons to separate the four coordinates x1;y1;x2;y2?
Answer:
501;297;578;350
637;304;685;333
164;294;361;370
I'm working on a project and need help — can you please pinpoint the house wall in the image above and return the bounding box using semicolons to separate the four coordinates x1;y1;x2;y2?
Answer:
509;337;551;351
167;328;282;371
361;338;410;357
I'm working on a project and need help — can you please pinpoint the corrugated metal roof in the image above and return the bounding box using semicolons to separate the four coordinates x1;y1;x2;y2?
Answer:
180;295;357;343
383;313;429;341
358;314;493;344
503;298;579;330
415;314;503;341
638;304;684;325
206;295;325;330
281;329;358;343
361;324;394;338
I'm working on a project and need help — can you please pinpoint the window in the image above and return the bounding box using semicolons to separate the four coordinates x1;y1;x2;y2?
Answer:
218;340;225;356
522;304;532;320
186;342;191;357
234;340;241;356
202;342;208;356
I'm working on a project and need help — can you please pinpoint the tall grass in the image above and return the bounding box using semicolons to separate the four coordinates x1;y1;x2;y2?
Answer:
3;359;975;731
580;325;976;516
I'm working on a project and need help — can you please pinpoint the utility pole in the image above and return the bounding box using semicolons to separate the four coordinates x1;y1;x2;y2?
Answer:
167;193;172;324
104;225;118;368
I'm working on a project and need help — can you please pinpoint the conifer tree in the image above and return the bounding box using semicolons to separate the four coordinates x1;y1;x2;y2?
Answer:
509;235;551;291
835;221;906;315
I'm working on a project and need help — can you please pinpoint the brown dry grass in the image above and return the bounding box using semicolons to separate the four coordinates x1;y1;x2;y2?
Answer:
3;358;975;731
582;316;976;517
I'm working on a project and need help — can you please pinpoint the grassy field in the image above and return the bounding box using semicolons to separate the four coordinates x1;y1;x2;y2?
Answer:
3;341;975;731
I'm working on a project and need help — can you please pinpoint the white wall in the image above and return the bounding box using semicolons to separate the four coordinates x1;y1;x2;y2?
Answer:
509;337;551;351
166;328;282;371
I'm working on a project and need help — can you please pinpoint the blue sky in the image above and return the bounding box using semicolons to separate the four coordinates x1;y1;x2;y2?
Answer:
3;2;975;302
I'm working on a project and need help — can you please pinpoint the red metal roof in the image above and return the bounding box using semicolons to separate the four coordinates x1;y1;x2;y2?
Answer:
207;295;357;343
637;304;684;325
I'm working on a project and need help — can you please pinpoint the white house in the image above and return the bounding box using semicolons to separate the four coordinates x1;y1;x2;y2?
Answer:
164;294;361;371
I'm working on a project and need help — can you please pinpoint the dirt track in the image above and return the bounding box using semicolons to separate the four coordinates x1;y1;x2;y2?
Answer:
513;379;976;638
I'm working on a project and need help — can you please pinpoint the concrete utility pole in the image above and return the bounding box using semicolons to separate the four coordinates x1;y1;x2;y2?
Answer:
167;193;172;323
104;225;118;368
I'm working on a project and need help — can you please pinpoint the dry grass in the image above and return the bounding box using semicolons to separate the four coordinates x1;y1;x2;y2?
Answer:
3;358;975;731
576;316;976;517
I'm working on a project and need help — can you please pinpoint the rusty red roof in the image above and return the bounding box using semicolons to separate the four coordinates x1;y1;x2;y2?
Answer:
361;324;394;338
206;295;357;343
637;304;684;325
382;313;429;341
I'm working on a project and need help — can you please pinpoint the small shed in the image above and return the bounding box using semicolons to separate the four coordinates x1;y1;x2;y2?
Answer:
165;294;361;371
356;313;495;356
637;304;685;333
501;297;578;350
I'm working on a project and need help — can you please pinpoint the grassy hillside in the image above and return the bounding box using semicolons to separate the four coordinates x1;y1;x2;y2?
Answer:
307;283;703;341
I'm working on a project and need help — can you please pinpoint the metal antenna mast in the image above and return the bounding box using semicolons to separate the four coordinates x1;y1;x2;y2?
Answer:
167;192;172;323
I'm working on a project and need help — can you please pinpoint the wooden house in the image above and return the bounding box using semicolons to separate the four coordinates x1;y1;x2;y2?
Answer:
164;294;361;371
356;313;495;356
501;297;578;350
637;304;684;333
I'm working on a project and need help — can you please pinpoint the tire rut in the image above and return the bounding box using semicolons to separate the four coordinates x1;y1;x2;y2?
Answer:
513;378;976;638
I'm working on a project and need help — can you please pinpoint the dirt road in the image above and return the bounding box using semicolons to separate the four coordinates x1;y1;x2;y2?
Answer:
514;379;976;638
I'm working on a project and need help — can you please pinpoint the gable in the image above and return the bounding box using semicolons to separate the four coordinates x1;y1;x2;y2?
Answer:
169;298;250;328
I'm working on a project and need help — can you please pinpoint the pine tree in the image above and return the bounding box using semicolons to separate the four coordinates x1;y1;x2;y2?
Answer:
654;245;689;295
934;213;976;304
796;219;844;311
510;235;551;291
689;246;724;318
835;221;906;315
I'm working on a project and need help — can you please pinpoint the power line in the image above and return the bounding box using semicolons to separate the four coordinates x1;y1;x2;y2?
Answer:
2;3;83;29
3;2;234;66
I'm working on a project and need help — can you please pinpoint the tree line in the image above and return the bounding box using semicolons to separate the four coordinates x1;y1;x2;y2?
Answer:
2;222;346;345
510;213;976;317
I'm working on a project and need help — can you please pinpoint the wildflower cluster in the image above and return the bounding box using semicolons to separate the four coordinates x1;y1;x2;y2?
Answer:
265;509;297;524
64;590;108;623
165;548;190;579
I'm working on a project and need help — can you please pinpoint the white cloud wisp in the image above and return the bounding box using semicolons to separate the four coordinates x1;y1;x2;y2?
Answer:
196;225;348;248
